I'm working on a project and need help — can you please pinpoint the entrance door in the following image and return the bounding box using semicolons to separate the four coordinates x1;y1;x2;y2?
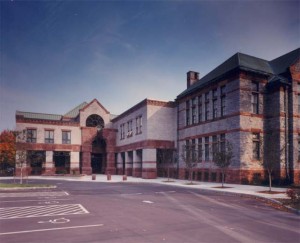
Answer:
91;153;102;174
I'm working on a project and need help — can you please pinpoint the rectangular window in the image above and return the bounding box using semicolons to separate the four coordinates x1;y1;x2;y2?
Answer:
120;124;125;140
252;133;260;160
221;85;226;117
205;137;209;161
45;130;54;144
192;98;197;124
205;92;210;121
127;120;133;137
251;82;259;114
212;89;218;119
198;95;202;122
186;100;190;126
220;134;226;152
136;115;142;134
298;94;300;113
212;135;218;160
62;131;71;144
26;129;37;143
298;134;300;161
198;138;202;162
192;139;196;160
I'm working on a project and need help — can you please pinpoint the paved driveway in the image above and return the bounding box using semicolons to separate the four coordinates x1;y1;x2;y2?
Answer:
0;180;299;243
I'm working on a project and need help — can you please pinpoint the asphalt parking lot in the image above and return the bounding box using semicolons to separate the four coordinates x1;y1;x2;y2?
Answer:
0;179;299;243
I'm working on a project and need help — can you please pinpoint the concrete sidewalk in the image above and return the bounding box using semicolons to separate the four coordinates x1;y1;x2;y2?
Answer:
2;174;289;200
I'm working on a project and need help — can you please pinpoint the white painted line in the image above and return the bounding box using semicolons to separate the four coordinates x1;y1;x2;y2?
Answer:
142;200;154;204
0;224;104;236
0;199;71;203
155;191;176;194
0;204;89;219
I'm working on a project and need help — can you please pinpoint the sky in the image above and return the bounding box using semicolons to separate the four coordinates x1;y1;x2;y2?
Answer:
1;0;299;131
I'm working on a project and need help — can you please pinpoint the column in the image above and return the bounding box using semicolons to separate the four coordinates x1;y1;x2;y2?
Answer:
142;149;157;179
116;153;124;175
125;151;133;176
70;152;80;175
81;151;92;175
44;151;54;175
133;150;142;177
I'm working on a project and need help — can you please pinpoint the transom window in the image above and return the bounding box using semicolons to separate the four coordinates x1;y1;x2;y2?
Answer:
86;114;104;129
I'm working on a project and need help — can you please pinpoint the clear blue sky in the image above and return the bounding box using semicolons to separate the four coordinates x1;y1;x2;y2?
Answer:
1;0;299;131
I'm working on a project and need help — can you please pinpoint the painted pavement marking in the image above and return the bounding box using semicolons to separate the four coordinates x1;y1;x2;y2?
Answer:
0;204;89;219
0;224;104;236
0;191;68;198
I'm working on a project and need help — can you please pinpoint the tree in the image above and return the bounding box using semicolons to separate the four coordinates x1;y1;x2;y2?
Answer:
15;130;28;184
157;148;177;182
181;143;199;184
212;140;233;188
0;130;16;174
260;133;285;192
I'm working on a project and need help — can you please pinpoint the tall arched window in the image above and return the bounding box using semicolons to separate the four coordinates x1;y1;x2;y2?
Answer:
86;114;104;129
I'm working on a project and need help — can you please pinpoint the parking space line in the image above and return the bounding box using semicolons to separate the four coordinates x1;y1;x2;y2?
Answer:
0;191;68;198
0;204;89;219
0;224;104;236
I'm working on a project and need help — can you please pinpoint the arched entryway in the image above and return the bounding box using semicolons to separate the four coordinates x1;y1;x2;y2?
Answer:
91;136;106;174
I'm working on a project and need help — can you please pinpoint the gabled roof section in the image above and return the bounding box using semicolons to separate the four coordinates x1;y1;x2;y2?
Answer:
80;98;110;114
63;102;88;118
16;111;62;121
270;48;300;75
177;48;299;99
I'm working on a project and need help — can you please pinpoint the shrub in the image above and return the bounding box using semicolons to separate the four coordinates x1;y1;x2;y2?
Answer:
286;188;300;203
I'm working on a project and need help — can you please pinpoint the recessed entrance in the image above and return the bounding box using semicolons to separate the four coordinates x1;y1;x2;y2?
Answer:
91;153;103;174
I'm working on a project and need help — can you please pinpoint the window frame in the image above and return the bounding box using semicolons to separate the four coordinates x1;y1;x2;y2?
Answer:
26;129;37;143
62;130;71;144
45;130;54;144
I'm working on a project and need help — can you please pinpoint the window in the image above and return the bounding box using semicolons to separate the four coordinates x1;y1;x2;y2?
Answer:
251;82;259;114
212;135;218;160
192;98;197;124
205;92;210;121
212;89;218;119
252;133;260;160
186;100;190;126
136;115;142;134
120;124;125;140
198;138;202;162
205;137;209;161
298;134;300;161
191;139;196;160
62;131;71;144
298;94;300;113
198;95;202;122
221;85;226;117
127;120;133;137
45;130;54;144
220;134;226;152
26;129;37;143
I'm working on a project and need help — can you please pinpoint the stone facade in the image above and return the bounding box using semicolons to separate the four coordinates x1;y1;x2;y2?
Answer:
15;49;300;185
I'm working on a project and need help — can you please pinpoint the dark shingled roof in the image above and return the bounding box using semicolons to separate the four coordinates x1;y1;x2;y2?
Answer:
177;48;300;99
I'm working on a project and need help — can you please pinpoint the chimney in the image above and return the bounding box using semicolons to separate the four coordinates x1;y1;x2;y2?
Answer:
187;71;199;88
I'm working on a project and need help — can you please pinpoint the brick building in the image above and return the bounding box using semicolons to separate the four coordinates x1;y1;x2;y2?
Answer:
15;48;300;184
